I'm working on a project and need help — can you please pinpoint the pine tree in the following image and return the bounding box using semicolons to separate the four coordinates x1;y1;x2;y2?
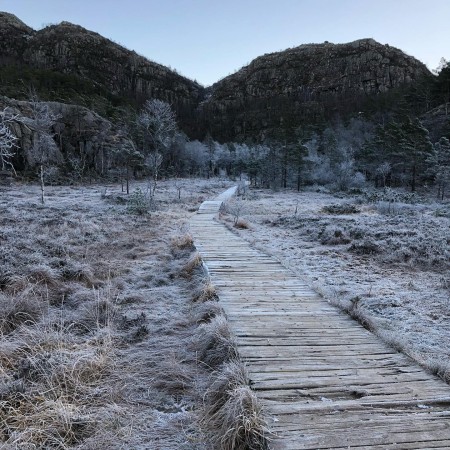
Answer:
427;137;450;199
365;118;433;191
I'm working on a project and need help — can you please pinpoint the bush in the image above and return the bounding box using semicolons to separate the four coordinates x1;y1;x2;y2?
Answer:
127;188;149;215
349;239;381;255
434;207;450;218
319;226;352;245
322;204;359;214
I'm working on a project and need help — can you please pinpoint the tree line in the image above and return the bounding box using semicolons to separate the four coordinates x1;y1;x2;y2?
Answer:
1;76;449;201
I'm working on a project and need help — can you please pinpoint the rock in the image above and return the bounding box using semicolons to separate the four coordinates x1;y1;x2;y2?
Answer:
0;170;14;185
201;39;431;141
0;13;204;136
0;96;132;175
0;13;438;147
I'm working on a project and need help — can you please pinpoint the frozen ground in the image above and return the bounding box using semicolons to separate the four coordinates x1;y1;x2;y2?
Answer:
222;187;450;383
0;178;235;449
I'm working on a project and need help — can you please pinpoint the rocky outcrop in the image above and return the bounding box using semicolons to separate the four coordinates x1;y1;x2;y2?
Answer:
0;13;204;134
0;96;132;176
201;39;431;141
0;13;437;146
0;12;33;62
24;22;203;104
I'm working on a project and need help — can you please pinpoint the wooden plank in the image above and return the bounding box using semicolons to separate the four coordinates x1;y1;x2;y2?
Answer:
190;194;450;450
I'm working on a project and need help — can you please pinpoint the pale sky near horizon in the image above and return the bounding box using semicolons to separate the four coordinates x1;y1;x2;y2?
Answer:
1;0;449;86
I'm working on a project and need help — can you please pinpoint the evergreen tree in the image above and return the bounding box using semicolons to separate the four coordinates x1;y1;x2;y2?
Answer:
427;137;450;199
364;117;433;191
434;58;450;114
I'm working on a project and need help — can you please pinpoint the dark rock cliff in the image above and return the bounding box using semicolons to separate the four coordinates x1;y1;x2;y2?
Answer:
0;96;132;176
0;13;437;148
0;12;33;62
0;13;204;134
201;39;432;141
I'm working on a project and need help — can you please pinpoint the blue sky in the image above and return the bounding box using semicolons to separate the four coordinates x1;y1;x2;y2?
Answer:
1;0;449;85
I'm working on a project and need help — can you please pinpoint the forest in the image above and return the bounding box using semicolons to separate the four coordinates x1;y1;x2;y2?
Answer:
0;58;449;204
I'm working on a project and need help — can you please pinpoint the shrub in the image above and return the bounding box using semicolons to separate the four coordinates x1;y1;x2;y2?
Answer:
127;188;149;215
320;226;351;245
321;204;359;214
434;207;450;218
349;239;381;255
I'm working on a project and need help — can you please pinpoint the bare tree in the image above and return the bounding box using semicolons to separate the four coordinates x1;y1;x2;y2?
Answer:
174;178;185;200
21;101;62;204
184;140;208;176
0;108;19;175
137;99;177;203
376;162;391;188
226;197;245;226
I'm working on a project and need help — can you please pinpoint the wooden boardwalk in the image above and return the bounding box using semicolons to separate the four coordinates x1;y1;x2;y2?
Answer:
190;191;450;450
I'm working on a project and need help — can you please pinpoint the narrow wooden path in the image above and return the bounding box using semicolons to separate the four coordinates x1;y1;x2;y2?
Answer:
190;190;450;450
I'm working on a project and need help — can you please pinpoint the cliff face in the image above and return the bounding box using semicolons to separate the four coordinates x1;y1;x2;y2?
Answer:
24;22;203;104
202;39;432;141
0;96;132;175
0;12;34;62
0;14;204;133
0;13;435;147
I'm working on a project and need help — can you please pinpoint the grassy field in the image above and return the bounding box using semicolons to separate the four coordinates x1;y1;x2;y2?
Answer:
0;179;270;449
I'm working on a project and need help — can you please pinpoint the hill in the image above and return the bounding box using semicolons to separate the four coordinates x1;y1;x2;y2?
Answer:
200;39;432;141
0;12;204;134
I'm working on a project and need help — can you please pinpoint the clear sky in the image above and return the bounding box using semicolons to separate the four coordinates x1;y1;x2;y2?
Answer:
1;0;449;86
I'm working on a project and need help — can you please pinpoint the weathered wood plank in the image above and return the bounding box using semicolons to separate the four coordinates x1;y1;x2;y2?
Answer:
190;193;450;449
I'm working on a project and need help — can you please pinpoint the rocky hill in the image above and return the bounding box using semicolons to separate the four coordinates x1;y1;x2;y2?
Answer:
201;39;432;141
0;12;204;134
1;11;443;172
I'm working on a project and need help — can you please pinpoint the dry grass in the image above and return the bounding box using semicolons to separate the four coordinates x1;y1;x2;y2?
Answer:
193;281;219;303
234;218;251;229
0;178;236;449
341;296;376;332
201;360;270;450
181;252;204;279
171;232;195;251
194;315;239;370
0;325;112;447
0;292;43;334
193;300;224;324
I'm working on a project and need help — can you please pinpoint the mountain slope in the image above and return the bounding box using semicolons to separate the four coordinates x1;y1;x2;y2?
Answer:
201;39;432;141
0;13;204;133
0;13;437;147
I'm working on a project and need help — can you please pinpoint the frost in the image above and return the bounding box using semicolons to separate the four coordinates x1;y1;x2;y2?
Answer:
222;187;450;383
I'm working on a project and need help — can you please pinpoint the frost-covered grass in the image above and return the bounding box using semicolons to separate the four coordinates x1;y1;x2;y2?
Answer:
0;177;249;449
222;187;450;383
